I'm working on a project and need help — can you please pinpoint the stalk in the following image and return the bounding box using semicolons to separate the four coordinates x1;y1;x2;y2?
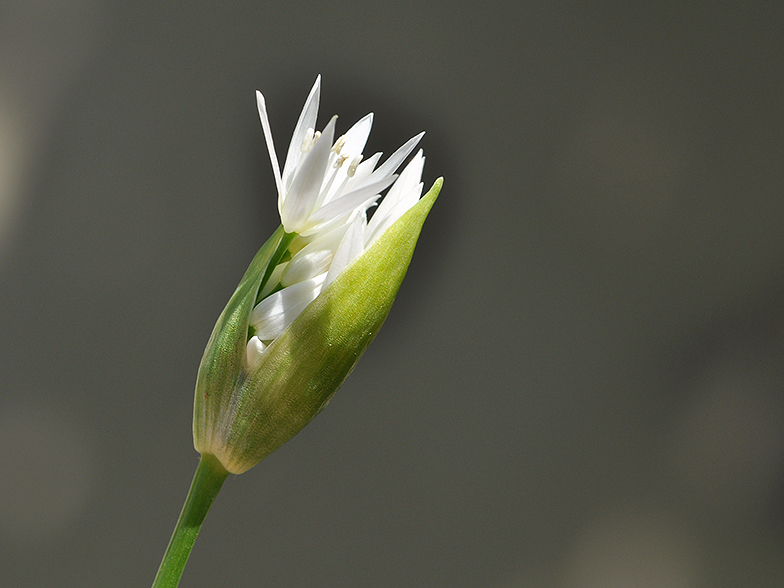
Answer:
152;454;229;588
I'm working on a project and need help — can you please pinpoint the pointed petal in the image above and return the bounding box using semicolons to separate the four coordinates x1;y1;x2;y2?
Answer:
369;132;424;182
256;90;283;198
326;212;366;287
366;150;425;240
384;150;425;209
365;181;424;246
281;115;337;233
281;248;337;287
250;274;327;341
281;223;348;286
303;174;396;235
341;113;373;159
282;76;321;191
318;113;375;207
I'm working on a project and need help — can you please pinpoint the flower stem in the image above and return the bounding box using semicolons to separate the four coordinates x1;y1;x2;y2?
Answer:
152;453;230;588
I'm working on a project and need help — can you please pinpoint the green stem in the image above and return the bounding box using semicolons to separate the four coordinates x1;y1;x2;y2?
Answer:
152;454;230;588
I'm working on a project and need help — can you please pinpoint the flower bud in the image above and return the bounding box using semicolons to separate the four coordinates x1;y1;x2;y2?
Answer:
193;179;441;474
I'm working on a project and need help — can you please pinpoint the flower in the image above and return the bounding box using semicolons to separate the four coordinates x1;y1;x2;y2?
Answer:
246;75;427;364
192;77;441;474
256;75;425;236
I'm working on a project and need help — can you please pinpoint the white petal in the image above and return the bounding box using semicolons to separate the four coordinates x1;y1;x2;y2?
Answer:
365;181;423;247
325;213;366;287
341;113;373;157
281;249;335;286
301;175;395;235
281;76;321;193
368;132;424;182
318;113;374;207
300;194;375;238
250;274;327;340
281;223;348;286
281;115;337;233
366;150;425;241
384;150;425;210
256;90;283;198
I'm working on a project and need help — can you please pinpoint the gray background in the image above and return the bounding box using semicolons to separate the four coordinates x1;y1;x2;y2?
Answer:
2;1;783;586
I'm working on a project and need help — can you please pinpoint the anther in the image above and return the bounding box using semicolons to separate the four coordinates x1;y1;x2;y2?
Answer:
331;135;346;155
300;129;321;153
333;154;349;169
347;155;363;177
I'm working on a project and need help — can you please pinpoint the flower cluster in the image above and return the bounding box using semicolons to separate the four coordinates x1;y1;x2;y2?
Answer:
247;76;426;365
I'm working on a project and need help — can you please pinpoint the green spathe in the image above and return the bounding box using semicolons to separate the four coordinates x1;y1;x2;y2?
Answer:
194;178;442;474
192;225;292;463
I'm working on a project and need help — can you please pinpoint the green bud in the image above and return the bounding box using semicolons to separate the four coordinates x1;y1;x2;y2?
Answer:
193;179;441;474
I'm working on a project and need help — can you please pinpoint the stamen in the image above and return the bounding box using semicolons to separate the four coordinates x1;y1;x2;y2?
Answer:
300;129;322;153
333;154;349;169
331;135;346;155
347;155;363;177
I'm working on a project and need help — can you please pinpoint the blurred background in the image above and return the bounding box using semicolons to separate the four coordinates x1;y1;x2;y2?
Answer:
2;1;783;586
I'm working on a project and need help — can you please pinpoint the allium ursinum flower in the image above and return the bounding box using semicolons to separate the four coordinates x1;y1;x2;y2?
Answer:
192;76;441;475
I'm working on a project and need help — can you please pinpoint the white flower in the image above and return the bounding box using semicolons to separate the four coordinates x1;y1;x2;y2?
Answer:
247;76;426;365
